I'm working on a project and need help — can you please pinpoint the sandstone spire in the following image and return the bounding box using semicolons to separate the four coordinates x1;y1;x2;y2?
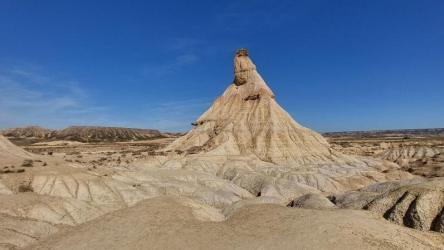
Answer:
166;49;342;166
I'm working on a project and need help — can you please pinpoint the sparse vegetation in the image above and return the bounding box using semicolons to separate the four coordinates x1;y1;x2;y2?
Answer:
21;159;33;167
18;183;33;192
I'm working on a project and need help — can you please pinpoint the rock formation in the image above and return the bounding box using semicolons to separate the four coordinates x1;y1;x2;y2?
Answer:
378;145;441;166
162;49;411;196
166;48;346;166
288;193;337;209
363;178;444;233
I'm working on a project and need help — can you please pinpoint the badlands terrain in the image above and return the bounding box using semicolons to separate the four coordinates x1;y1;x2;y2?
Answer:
1;50;444;249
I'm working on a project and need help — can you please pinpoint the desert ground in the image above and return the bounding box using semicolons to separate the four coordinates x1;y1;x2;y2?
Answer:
1;50;444;249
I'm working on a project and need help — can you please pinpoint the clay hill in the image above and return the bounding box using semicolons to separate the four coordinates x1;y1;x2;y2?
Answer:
2;126;54;139
162;48;411;195
55;126;165;142
166;48;337;166
0;134;33;166
2;126;167;143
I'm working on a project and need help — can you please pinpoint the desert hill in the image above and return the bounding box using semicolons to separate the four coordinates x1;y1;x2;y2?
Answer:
2;126;54;139
55;126;165;142
2;126;170;143
0;134;33;166
166;48;338;166
161;49;411;195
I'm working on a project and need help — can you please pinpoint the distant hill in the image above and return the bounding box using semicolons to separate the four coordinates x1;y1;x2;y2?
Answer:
55;126;165;142
2;126;54;139
323;128;444;138
2;126;179;143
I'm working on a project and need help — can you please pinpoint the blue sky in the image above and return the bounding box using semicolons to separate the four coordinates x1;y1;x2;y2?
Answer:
1;0;443;132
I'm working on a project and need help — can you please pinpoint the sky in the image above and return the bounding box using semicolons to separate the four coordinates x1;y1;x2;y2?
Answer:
0;0;443;132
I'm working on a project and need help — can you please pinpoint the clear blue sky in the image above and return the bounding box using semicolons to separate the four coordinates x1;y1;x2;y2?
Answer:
1;0;443;132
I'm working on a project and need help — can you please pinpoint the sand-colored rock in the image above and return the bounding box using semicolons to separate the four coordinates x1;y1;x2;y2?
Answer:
0;135;33;165
0;212;60;249
326;130;444;178
288;193;336;209
378;145;441;167
161;49;411;196
364;178;444;232
28;197;444;250
166;49;348;166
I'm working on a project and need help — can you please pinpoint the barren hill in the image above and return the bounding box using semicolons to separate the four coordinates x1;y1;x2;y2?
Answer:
166;48;339;166
0;134;33;165
55;126;165;142
2;126;170;143
2;126;54;139
161;48;411;195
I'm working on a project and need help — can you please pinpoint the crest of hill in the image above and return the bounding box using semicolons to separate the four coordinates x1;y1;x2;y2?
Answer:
2;126;54;139
55;126;165;142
